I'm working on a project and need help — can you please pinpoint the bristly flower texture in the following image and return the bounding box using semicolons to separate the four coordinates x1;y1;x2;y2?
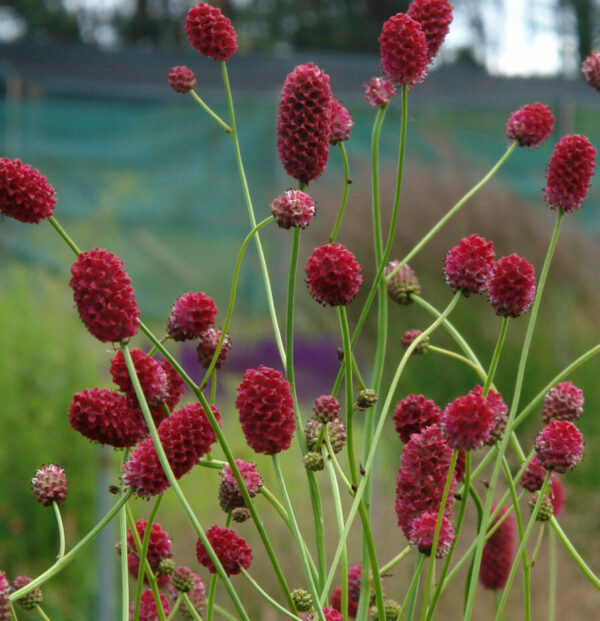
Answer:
470;384;508;444
505;102;554;147
581;51;600;91
543;380;584;423
479;507;515;590
407;0;454;63
364;76;396;107
168;66;197;94
277;62;333;185
385;261;420;304
409;511;455;558
159;359;185;412
167;291;217;341
329;98;353;145
544;134;596;213
110;348;169;407
196;327;232;369
305;243;363;306
218;459;262;513
535;419;584;473
196;525;252;575
330;564;362;618
393;393;441;443
379;13;428;87
235;365;296;455
167;570;206;613
0;157;56;223
184;2;237;61
521;455;550;492
551;477;565;517
443;233;495;296
270;189;316;230
70;248;140;342
123;404;220;498
12;576;43;611
313;394;341;423
130;589;170;621
127;520;172;586
0;572;11;621
487;253;536;318
309;608;344;621
401;329;430;354
31;464;68;506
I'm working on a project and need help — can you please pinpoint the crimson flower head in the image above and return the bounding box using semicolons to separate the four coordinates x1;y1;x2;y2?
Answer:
521;455;549;492
329;98;353;145
550;477;565;517
110;348;169;407
409;511;454;558
407;0;454;63
313;395;341;423
218;459;263;513
308;608;343;621
196;525;252;575
185;3;237;61
235;365;295;455
127;520;172;584
543;381;584;424
379;13;428;87
130;589;170;621
479;507;515;590
401;329;429;354
270;189;316;230
31;464;68;506
167;291;217;341
0;572;10;621
277;62;333;185
70;248;140;343
393;393;441;443
443;233;495;296
0;157;56;223
544;134;596;213
535;419;584;473
505;102;554;148
196;327;232;369
330;564;362;617
305;243;362;306
168;66;196;94
581;51;600;91
487;254;536;318
159;359;185;412
364;76;396;107
470;385;508;444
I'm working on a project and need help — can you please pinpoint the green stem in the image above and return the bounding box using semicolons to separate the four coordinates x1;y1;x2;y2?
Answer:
325;436;353;493
330;142;351;243
35;607;51;621
428;346;489;384
47;216;82;255
166;594;183;621
379;546;412;576
183;593;204;621
212;603;238;621
210;370;217;404
398;554;426;621
52;501;66;559
529;524;546;568
483;317;509;395
189;89;231;132
120;489;130;621
241;568;302;621
549;528;557;621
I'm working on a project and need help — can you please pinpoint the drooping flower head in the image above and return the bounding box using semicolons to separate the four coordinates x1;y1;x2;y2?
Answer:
535;419;584;473
270;189;316;230
185;3;237;61
379;13;428;87
305;243;362;306
0;157;56;223
12;576;43;611
218;459;262;513
167;291;217;341
168;66;197;94
329;98;353;145
505;102;555;147
409;511;455;558
330;564;362;618
542;380;584;424
443;233;495;296
277;62;333;185
130;589;170;621
544;134;596;213
581;51;600;91
70;248;140;342
31;464;67;506
385;261;420;304
393;393;441;443
407;0;454;63
487;254;536;318
235;365;296;455
479;507;515;590
364;76;397;107
196;525;252;575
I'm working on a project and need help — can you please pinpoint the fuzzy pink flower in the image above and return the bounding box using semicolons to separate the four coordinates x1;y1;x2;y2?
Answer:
487;254;536;318
167;291;217;341
505;102;554;147
542;381;584;424
196;327;232;369
364;77;396;107
479;507;515;590
159;359;185;412
407;0;454;63
127;520;172;585
409;511;455;558
235;365;296;455
168;66;196;94
393;393;441;443
110;348;168;407
443;234;495;296
581;51;600;91
544;134;596;213
329;98;353;145
130;589;170;621
313;395;341;423
330;564;362;617
521;455;548;492
218;459;263;513
385;261;420;304
535;420;584;473
379;13;428;87
185;3;237;61
70;248;140;342
308;608;344;621
270;189;316;230
277;62;333;185
31;464;67;506
196;525;252;575
306;243;362;306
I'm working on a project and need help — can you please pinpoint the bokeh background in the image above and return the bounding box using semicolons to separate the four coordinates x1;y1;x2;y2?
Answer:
2;1;600;618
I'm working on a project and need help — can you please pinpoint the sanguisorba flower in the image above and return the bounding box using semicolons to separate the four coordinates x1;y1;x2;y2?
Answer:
184;2;237;61
443;233;495;296
535;419;584;473
330;564;362;618
505;102;554;148
407;0;454;63
218;459;263;513
196;525;252;575
385;261;420;304
364;76;397;107
550;477;565;517
110;348;169;407
31;464;68;506
487;254;536;318
196;327;232;369
270;189;316;230
168;66;196;94
393;393;441;443
581;51;600;91
70;248;140;343
235;365;295;455
130;589;170;621
401;329;430;354
479;507;515;590
305;243;363;306
329;98;353;145
544;134;596;213
0;572;10;621
12;576;43;611
167;291;217;341
127;520;172;585
543;380;584;424
379;13;428;88
308;608;344;621
409;511;454;558
521;455;549;492
277;62;333;185
313;394;341;423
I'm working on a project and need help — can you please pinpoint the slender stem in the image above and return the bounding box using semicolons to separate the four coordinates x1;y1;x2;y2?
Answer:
47;216;82;255
379;546;412;576
210;370;217;404
549;528;557;621
241;569;302;621
428;346;489;384
189;89;231;133
221;60;286;366
120;491;130;621
36;608;51;621
166;594;183;621
398;554;426;621
483;317;509;395
52;501;66;559
183;593;204;621
330;142;351;242
530;524;546;568
212;602;238;621
325;436;353;493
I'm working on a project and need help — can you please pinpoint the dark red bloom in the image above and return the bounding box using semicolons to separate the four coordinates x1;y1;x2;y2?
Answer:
168;66;197;94
393;393;441;443
544;134;596;213
31;464;67;506
441;387;497;451
385;261;420;304
581;51;600;91
443;234;495;296
167;291;217;341
329;98;353;145
270;189;316;230
395;424;455;539
470;385;508;444
277;62;333;185
127;520;172;586
235;365;295;455
330;564;362;617
550;477;565;517
379;13;428;87
110;348;169;407
130;589;170;621
521;455;549;492
68;388;144;448
487;254;536;318
542;381;584;424
313;395;341;423
409;511;454;558
0;157;56;223
159;359;185;412
196;525;252;575
308;608;344;621
196;327;232;369
0;572;11;621
123;404;220;498
535;420;584;473
70;248;140;343
505;102;554;147
184;3;237;61
306;243;362;306
305;418;346;454
401;329;430;354
407;0;454;63
12;576;43;610
364;76;396;107
218;459;263;513
479;507;515;590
